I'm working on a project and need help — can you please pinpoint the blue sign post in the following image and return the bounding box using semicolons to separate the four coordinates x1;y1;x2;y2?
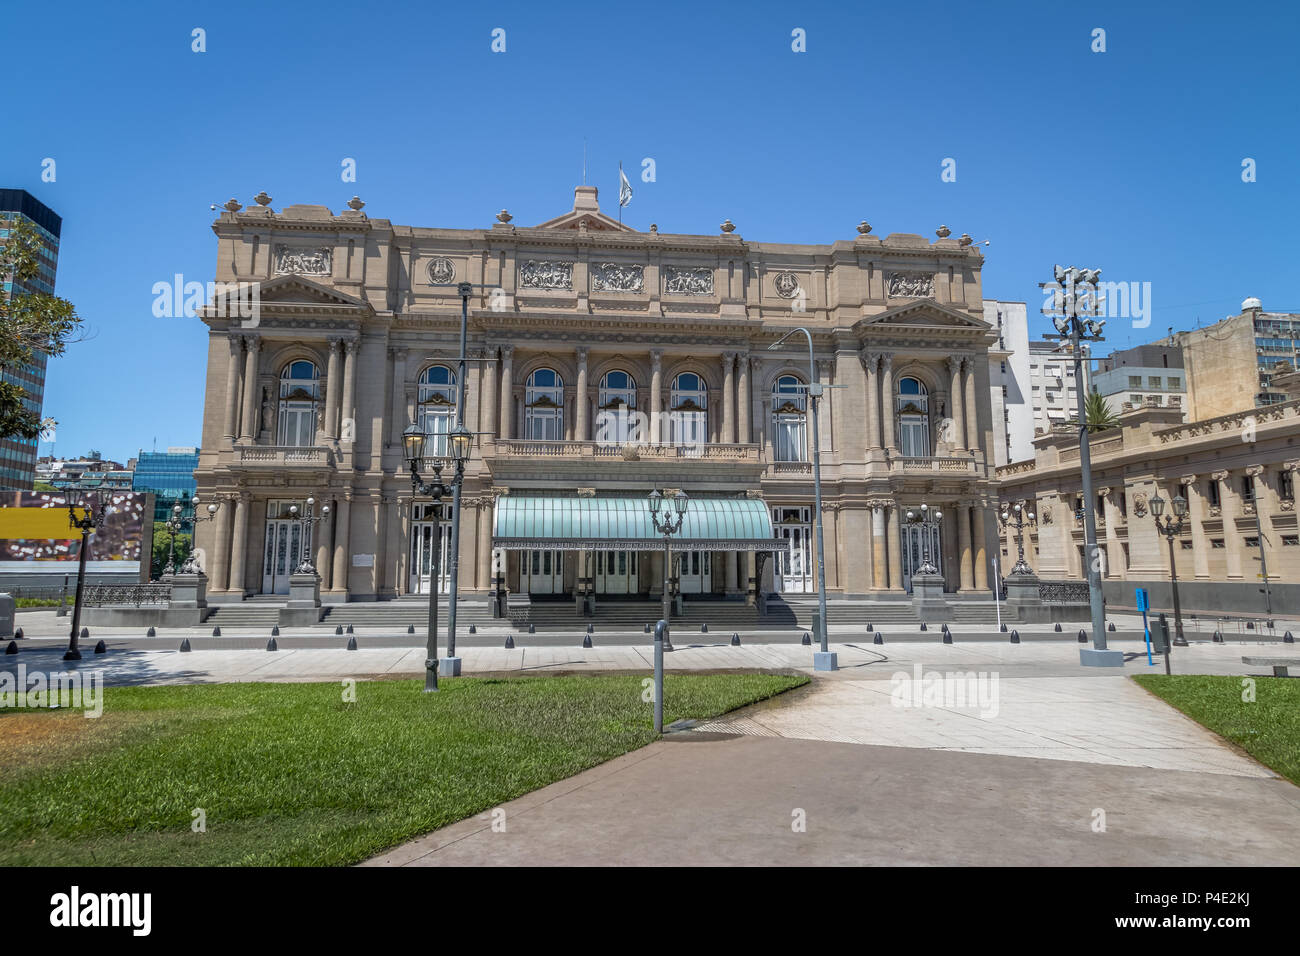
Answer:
1136;587;1153;666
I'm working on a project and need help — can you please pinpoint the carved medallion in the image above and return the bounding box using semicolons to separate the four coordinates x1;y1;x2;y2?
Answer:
519;260;573;291
427;257;455;285
591;262;644;293
887;271;934;298
275;246;332;276
774;272;800;298
664;266;713;295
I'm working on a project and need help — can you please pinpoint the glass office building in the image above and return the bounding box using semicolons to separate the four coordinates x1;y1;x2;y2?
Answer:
0;189;61;491
132;447;200;522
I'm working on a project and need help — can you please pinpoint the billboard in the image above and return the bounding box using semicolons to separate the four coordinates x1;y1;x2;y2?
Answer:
0;491;153;580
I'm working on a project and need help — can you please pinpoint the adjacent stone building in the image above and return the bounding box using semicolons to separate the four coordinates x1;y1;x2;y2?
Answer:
192;188;1003;605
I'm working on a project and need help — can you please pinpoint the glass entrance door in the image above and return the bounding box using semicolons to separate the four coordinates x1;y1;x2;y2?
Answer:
901;523;943;592
595;550;639;594
262;519;303;595
409;505;450;595
772;506;812;593
679;550;711;593
522;549;563;594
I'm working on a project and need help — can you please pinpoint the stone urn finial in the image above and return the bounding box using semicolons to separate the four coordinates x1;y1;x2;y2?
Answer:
223;198;242;213
497;208;513;223
959;233;973;246
254;191;272;206
347;196;365;211
936;224;951;238
649;223;658;234
857;220;872;235
720;219;736;233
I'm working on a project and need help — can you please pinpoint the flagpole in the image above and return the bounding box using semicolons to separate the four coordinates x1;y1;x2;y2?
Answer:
618;162;622;226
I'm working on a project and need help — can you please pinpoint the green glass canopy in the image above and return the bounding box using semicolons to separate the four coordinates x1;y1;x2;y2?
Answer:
493;495;788;552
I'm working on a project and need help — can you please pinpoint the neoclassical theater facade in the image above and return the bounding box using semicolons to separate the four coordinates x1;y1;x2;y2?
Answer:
192;186;1001;604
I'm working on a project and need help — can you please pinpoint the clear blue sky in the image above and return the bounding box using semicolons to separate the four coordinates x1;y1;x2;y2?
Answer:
5;0;1298;464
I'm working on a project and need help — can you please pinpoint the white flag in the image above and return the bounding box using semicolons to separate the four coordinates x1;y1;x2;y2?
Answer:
618;164;632;207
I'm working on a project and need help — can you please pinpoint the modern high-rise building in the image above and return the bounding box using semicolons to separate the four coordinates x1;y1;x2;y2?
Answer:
132;446;201;522
1175;298;1300;420
1090;340;1186;419
0;188;62;491
1027;338;1090;435
983;300;1032;466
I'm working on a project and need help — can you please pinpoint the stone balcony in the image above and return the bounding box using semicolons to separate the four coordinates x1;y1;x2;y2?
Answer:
484;439;764;486
891;455;980;476
229;445;336;469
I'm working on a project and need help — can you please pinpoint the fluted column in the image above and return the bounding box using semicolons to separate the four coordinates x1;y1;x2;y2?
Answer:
946;355;965;450
498;345;514;439
223;334;242;442
238;334;261;443
862;352;881;450
476;499;493;590
649;349;663;444
575;347;589;441
963;355;978;455
886;505;903;590
1248;465;1276;585
973;503;989;589
212;493;234;591
749;356;764;452
1184;475;1209;580
228;492;249;597
1101;488;1126;577
880;353;896;453
332;493;352;595
480;346;498;439
958;502;974;590
871;503;888;589
315;503;333;590
340;337;358;443
325;337;342;439
737;352;751;443
385;496;402;594
389;348;407;445
721;351;736;443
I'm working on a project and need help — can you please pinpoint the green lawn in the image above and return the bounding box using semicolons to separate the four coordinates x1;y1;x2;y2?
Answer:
1133;674;1300;785
0;673;804;866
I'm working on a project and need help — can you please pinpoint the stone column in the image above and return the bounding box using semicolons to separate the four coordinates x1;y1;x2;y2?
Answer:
498;345;514;439
743;351;754;444
238;334;260;443
228;492;250;598
332;493;352;596
325;337;342;439
212;493;234;591
385;496;402;595
480;346;498;438
946;356;965;451
972;503;989;589
963;355;979;456
648;349;663;445
340;337;358;443
880;353;896;453
870;503;888;590
389;347;407;445
1101;488;1126;577
314;503;333;592
725;550;739;593
476;498;493;591
749;356;764;451
816;358;833;453
957;502;974;590
223;334;243;442
1215;470;1242;579
721;351;736;443
886;504;903;590
862;352;881;450
574;346;589;441
1184;474;1210;580
1248;465;1277;585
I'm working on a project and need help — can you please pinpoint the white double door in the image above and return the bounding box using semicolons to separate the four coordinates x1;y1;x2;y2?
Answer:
900;523;943;592
775;524;812;593
678;550;711;593
409;518;451;595
522;549;564;594
595;550;639;594
262;519;307;595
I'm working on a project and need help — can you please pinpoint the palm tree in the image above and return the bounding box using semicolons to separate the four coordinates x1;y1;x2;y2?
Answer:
1083;388;1119;433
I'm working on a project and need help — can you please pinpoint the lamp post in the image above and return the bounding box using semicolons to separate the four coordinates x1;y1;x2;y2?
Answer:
161;496;221;576
178;498;221;574
1042;264;1118;666
287;496;330;574
64;494;100;661
1150;491;1189;647
903;503;943;575
768;328;834;671
648;488;688;653
998;501;1037;575
403;421;472;691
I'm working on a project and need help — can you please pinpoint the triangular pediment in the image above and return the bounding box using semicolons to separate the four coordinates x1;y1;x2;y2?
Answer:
246;275;369;309
534;185;638;233
857;299;990;332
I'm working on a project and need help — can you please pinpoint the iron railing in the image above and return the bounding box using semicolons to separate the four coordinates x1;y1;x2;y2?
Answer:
80;583;173;607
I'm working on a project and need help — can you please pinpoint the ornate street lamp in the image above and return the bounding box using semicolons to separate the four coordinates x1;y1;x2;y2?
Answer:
161;496;221;576
649;488;688;653
1150;491;1189;647
903;503;943;576
998;501;1038;576
179;499;221;575
287;495;330;575
404;421;472;691
1042;264;1114;665
64;494;100;661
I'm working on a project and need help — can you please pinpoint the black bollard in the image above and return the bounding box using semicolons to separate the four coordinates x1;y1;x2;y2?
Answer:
942;629;953;644
1078;629;1087;643
12;627;21;640
999;623;1008;633
94;639;106;654
80;627;89;639
212;627;221;637
1284;631;1294;644
920;623;928;632
587;623;594;634
505;634;515;649
346;636;357;650
179;639;192;652
582;634;592;648
1246;621;1255;631
407;624;415;635
1010;629;1020;644
146;626;156;637
529;623;536;634
644;622;651;634
701;622;708;633
1213;630;1224;644
271;625;280;637
801;631;812;646
1108;622;1116;632
346;624;355;635
866;623;873;632
873;632;884;645
730;632;741;646
4;640;17;655
468;625;476;634
1054;623;1062;632
267;638;278;651
335;625;343;636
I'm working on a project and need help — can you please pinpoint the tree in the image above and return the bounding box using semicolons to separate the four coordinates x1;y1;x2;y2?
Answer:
32;480;58;492
151;521;193;580
1084;387;1119;433
0;216;83;440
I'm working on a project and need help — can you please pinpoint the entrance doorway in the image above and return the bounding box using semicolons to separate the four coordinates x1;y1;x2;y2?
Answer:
522;549;564;594
772;506;812;593
679;550;712;593
901;522;943;592
595;549;639;594
409;503;450;595
261;519;304;595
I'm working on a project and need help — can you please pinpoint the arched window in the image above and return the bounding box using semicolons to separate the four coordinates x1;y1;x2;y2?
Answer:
771;374;807;462
896;376;930;457
417;365;457;457
669;372;707;446
277;360;319;446
597;370;638;444
525;368;564;440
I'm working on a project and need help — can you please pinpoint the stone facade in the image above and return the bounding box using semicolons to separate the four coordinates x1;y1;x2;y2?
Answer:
192;186;1001;603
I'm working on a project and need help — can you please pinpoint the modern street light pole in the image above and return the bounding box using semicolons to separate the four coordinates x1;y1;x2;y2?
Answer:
1042;265;1119;666
64;494;99;661
1249;480;1273;619
768;328;835;671
648;489;687;653
1150;491;1189;647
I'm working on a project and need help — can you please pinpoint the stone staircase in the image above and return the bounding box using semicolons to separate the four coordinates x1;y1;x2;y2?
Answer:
203;604;283;627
